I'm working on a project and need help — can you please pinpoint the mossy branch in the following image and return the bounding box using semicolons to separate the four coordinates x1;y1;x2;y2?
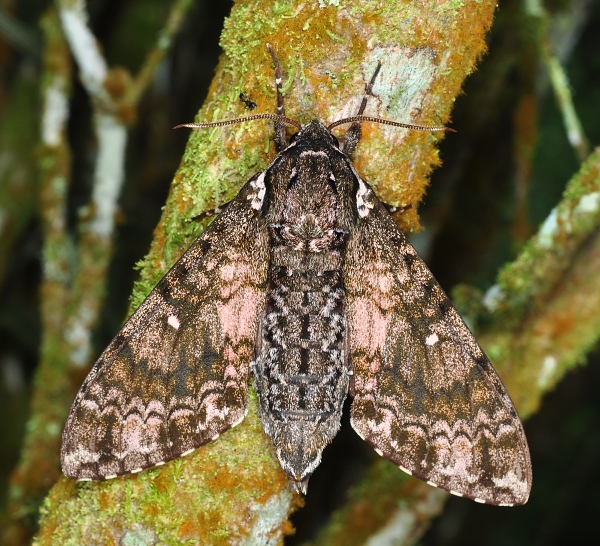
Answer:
33;1;499;544
2;11;74;546
480;147;600;417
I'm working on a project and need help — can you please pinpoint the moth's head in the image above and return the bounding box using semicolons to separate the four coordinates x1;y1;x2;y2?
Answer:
290;119;340;149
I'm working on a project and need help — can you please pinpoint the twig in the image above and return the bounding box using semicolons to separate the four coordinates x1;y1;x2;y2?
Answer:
0;8;41;56
130;0;196;105
546;54;589;161
57;0;108;100
55;0;124;369
525;0;590;161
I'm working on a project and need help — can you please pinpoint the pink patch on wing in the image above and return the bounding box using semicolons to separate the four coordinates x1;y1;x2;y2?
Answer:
217;287;262;344
219;262;238;282
219;267;242;298
349;298;390;353
219;261;262;299
353;375;378;394
376;273;392;293
224;363;238;379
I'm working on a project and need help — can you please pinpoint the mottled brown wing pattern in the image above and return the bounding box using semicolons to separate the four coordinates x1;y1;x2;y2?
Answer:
61;176;269;480
345;185;532;506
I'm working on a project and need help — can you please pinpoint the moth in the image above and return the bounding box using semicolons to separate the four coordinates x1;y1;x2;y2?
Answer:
61;45;532;506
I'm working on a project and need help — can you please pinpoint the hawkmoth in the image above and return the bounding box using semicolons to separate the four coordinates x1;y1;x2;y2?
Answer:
61;45;532;506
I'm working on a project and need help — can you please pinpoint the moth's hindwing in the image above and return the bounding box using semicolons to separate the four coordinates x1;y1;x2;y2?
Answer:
345;184;532;506
61;176;270;480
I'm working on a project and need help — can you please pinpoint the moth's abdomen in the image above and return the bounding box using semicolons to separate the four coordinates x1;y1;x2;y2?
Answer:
261;265;345;416
254;245;349;491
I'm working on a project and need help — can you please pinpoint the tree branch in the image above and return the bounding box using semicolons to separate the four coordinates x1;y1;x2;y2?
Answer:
34;0;498;543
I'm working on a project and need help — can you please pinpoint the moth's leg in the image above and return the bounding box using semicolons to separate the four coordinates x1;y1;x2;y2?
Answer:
342;61;382;157
267;44;288;151
384;203;412;215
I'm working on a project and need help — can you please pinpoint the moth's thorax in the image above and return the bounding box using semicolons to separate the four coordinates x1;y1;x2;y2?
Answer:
264;120;356;243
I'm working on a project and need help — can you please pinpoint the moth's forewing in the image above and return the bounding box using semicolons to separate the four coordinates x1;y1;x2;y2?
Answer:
61;177;269;480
